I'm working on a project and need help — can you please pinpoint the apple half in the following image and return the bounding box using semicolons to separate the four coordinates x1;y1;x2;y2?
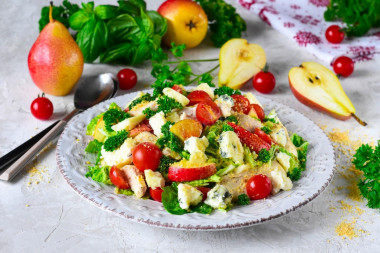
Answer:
218;39;266;90
289;62;366;125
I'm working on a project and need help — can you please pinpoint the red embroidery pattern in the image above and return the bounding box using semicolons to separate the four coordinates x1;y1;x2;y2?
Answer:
294;31;322;46
290;5;301;9
238;0;258;9
309;0;330;7
349;46;376;61
284;22;295;28
293;15;320;26
258;6;278;26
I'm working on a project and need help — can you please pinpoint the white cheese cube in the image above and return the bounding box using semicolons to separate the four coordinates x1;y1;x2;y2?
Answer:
204;184;232;210
214;95;234;117
218;131;244;165
184;136;209;155
194;83;214;99
276;152;291;172
163;87;190;107
111;114;145;132
268;166;293;194
101;138;135;167
178;183;203;210
144;170;165;189
149;111;167;137
271;127;287;147
244;92;262;107
121;165;147;198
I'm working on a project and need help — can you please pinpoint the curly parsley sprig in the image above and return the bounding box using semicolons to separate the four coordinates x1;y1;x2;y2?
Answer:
352;141;380;211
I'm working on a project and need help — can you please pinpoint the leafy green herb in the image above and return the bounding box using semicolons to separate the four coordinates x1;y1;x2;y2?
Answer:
291;134;309;171
103;108;130;132
86;113;104;135
214;86;241;96
196;0;246;47
192;202;213;214
156;122;190;159
287;167;301;181
324;0;380;37
264;117;277;123
85;165;111;185
156;96;183;115
142;108;157;119
128;93;154;111
257;149;271;163
85;139;103;153
162;184;188;215
103;130;128;152
222;123;234;132
352;141;380;211
158;155;176;179
39;0;80;31
115;187;134;196
223;115;239;125
185;174;221;187
261;126;272;134
237;194;250;206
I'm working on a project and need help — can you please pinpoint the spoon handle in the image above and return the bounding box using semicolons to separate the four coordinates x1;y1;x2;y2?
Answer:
0;120;59;172
0;109;80;181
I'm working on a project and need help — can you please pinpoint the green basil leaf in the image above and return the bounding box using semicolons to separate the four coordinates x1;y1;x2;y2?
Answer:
139;9;154;36
146;11;167;36
95;5;119;20
130;41;151;65
100;43;132;63
117;0;146;16
81;2;94;13
107;14;137;41
69;10;92;31
192;202;213;214
76;17;108;62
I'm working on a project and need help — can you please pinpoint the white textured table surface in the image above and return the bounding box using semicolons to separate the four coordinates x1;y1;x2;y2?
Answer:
1;1;379;252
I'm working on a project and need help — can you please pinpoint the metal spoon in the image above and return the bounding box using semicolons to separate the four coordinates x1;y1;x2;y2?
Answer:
0;73;117;181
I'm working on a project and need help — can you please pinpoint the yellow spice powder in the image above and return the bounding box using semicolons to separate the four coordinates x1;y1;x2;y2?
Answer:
335;219;359;240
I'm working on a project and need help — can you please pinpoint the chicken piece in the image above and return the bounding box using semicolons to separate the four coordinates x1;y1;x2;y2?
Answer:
235;113;262;132
219;168;256;200
129;100;158;117
178;105;197;120
134;131;158;144
121;165;147;198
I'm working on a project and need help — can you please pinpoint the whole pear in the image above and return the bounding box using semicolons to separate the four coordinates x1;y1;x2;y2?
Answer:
28;3;84;96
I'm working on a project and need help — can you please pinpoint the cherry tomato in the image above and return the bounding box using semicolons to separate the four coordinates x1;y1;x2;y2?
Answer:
231;94;250;114
150;187;164;202
171;84;184;94
30;94;53;120
332;56;354;77
117;68;137;90
246;174;272;200
325;25;345;44
109;166;130;189
196;100;221;125
197;186;211;201
132;142;162;172
252;104;265;121
187;90;212;106
227;122;271;153
254;128;272;145
253;71;276;94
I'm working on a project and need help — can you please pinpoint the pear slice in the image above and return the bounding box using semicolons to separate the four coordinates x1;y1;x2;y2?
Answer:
218;39;266;89
289;62;366;125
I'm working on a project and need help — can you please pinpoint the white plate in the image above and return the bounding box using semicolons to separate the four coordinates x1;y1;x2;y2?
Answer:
56;90;335;231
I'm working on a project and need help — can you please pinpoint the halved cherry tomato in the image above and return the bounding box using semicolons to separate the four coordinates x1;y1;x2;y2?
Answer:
227;122;271;153
187;90;212;106
246;174;272;200
196;100;221;125
171;84;184;94
231;94;250;114
254;128;272;145
170;119;203;141
109;166;130;189
168;164;217;182
129;121;153;137
132;142;162;172
150;187;164;202
252;104;265;121
197;186;211;201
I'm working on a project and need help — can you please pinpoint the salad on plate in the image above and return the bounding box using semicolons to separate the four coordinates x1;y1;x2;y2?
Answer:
84;83;308;215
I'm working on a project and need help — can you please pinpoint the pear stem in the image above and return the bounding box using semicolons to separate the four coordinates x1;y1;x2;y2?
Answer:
49;2;53;23
351;113;367;126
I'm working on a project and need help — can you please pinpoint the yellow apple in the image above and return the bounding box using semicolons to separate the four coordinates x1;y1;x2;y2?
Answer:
158;0;208;49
